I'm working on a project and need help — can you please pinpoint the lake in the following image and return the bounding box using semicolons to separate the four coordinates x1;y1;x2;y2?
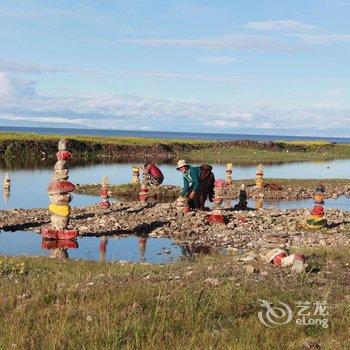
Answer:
0;159;348;210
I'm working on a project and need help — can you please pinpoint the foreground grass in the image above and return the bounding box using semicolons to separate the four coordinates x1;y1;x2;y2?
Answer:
0;248;349;349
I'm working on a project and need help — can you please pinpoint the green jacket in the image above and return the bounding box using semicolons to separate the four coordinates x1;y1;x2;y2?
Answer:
182;166;201;196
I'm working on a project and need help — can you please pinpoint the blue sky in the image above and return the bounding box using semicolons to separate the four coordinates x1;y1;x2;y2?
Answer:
0;0;349;136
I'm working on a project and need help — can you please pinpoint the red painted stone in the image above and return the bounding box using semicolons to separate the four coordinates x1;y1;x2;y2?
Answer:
56;151;72;161
41;239;78;249
205;214;226;225
183;206;191;213
100;188;109;196
48;181;75;194
311;205;324;216
294;253;305;262
272;252;287;266
99;201;111;208
41;228;78;240
99;240;107;253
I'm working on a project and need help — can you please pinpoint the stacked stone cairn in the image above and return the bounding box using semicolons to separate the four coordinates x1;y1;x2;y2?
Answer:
254;192;264;209
225;163;233;186
205;179;226;224
139;181;149;202
42;138;78;240
99;176;111;208
234;184;248;210
175;196;190;212
131;167;140;184
3;173;11;191
255;163;264;188
305;184;327;229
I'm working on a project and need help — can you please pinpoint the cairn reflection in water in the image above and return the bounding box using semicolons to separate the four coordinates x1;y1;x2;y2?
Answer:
41;238;79;260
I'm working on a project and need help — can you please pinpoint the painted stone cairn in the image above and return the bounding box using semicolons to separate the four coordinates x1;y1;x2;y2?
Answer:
131;167;140;184
225;163;233;186
175;196;190;213
205;179;226;224
305;184;327;229
254;192;264;209
3;173;11;191
139;181;149;202
255;163;264;188
99;176;111;208
234;184;248;210
42;138;78;240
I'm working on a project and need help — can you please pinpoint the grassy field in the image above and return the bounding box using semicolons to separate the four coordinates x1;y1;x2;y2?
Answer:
183;143;350;164
1;131;350;164
0;248;349;349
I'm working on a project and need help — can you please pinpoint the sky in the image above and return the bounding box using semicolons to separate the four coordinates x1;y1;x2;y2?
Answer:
0;0;350;136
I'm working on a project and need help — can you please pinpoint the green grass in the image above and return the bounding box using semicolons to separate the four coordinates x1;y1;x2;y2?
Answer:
182;143;350;164
0;132;209;146
0;248;349;349
1;131;350;164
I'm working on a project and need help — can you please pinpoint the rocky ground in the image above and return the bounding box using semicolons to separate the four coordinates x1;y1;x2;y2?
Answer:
1;201;349;255
75;179;350;201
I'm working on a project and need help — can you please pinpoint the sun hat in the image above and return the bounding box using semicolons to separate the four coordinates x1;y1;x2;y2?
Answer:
176;159;189;170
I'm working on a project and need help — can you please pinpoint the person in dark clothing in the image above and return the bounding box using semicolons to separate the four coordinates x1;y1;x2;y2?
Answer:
176;159;215;210
143;163;164;186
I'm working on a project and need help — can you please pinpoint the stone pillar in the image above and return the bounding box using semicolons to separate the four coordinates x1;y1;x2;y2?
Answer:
254;192;264;209
225;163;233;186
99;176;111;208
139;182;149;202
42;139;78;240
175;196;190;213
255;163;264;188
205;179;226;224
305;184;327;229
131;167;140;184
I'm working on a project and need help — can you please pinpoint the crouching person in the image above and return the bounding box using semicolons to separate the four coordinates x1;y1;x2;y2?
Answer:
176;159;215;210
143;163;164;186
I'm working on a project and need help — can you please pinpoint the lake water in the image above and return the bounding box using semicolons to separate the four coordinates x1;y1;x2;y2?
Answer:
0;159;349;210
0;231;185;264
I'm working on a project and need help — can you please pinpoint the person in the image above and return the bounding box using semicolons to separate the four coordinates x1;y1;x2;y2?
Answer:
176;159;215;210
143;162;164;186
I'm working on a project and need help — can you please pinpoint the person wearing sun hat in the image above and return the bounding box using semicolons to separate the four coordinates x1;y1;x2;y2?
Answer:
176;159;214;210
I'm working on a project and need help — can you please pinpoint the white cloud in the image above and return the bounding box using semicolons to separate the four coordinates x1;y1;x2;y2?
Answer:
144;71;245;82
200;56;239;65
0;72;349;136
291;33;350;44
245;20;319;32
0;72;36;101
117;34;301;52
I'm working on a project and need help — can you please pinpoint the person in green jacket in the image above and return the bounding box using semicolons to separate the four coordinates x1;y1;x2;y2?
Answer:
176;159;214;210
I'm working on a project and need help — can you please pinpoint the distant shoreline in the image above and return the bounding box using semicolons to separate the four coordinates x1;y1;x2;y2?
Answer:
0;131;349;165
0;125;349;144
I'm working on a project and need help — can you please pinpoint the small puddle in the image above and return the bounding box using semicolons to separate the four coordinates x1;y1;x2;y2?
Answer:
0;231;213;264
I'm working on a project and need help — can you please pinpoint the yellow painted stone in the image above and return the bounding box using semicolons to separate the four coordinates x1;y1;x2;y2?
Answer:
49;204;71;217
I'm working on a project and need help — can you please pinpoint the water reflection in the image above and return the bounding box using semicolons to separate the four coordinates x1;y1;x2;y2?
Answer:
41;239;79;260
